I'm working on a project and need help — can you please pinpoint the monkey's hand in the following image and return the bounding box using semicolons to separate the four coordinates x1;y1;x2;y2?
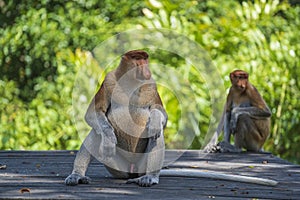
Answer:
99;123;117;158
204;143;220;153
217;141;242;153
65;173;91;186
204;142;240;153
146;109;165;139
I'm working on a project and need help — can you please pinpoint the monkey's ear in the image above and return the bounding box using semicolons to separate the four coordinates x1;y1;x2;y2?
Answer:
229;72;234;80
122;55;129;61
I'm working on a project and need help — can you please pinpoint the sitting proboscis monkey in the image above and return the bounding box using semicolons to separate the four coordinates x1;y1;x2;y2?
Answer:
205;69;271;153
65;50;168;187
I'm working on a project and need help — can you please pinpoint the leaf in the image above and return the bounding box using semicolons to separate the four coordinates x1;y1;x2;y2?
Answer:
0;164;7;169
20;188;31;193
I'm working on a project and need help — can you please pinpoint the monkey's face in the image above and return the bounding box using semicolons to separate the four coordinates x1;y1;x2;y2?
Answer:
122;50;152;80
230;70;249;92
133;57;151;80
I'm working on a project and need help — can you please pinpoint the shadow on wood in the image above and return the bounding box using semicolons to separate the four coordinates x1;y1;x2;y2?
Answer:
0;150;299;199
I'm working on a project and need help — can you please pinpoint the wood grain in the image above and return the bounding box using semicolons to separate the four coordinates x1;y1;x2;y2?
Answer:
0;150;299;199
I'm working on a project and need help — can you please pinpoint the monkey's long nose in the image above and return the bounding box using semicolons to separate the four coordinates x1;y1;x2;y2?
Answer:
143;66;151;80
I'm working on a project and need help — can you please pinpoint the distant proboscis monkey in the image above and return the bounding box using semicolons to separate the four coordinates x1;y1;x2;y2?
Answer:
205;69;271;153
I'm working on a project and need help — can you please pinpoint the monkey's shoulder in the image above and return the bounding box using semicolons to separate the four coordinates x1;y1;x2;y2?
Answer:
102;71;118;89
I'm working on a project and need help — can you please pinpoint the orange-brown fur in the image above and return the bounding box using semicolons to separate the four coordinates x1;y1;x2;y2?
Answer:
65;50;167;187
206;69;271;152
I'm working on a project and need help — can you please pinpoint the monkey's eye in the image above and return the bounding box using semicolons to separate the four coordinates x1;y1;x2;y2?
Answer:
234;74;248;79
130;53;148;60
241;75;248;79
131;56;143;60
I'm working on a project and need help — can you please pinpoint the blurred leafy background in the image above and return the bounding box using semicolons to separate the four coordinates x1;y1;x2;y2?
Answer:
0;0;299;164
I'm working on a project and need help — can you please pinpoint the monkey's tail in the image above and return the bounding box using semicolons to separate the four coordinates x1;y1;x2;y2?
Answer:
160;169;278;186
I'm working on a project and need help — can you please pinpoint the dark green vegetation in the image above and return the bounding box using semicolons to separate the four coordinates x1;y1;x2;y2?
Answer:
1;0;299;164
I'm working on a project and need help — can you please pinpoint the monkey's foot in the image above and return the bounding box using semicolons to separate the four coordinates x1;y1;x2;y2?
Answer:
65;173;91;186
203;143;220;153
126;174;159;187
217;141;242;153
0;164;7;169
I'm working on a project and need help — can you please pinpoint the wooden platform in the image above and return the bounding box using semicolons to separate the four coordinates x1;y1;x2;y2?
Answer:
0;150;299;199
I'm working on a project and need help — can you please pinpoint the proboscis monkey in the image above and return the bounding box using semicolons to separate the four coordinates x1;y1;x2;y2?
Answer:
205;69;271;153
65;50;167;187
65;54;277;187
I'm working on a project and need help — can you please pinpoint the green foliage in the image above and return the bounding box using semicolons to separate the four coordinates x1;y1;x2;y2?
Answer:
0;0;300;164
1;50;76;150
0;0;143;101
141;0;300;163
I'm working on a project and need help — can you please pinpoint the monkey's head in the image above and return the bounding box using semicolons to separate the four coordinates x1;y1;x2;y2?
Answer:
230;70;249;92
117;50;151;81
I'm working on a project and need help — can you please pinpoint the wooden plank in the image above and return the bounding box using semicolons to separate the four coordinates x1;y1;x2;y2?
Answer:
0;150;299;199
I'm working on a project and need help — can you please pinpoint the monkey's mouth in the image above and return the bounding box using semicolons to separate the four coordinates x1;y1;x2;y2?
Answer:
235;85;246;92
238;87;246;93
135;67;151;80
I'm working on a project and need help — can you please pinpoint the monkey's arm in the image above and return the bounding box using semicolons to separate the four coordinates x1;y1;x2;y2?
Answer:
213;108;243;153
204;103;228;153
228;106;271;137
243;84;272;119
223;111;231;142
84;78;117;156
232;106;271;118
211;106;226;144
85;80;112;130
85;102;116;139
231;84;270;124
145;92;168;139
146;106;167;140
150;92;168;127
204;94;242;153
206;109;241;153
221;92;235;143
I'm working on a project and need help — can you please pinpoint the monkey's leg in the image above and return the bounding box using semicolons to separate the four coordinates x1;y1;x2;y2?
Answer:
65;129;102;186
102;147;144;179
65;129;123;185
236;115;269;152
127;135;165;187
